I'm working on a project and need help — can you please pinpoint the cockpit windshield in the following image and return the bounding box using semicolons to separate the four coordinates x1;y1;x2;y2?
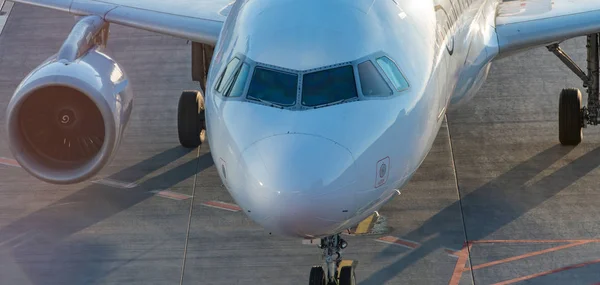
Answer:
301;65;358;107
357;61;392;97
227;63;250;97
215;54;409;109
247;67;298;106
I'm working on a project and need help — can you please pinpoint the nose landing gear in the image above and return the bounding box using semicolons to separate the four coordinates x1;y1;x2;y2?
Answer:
309;234;355;285
548;33;600;145
177;90;206;148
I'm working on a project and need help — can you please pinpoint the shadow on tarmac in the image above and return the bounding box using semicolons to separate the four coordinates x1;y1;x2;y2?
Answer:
0;146;214;284
361;144;600;284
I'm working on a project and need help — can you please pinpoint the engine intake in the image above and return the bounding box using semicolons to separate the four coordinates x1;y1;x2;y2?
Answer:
18;86;106;169
5;16;133;184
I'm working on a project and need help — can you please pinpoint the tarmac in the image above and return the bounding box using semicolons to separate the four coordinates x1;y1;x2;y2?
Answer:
2;3;600;285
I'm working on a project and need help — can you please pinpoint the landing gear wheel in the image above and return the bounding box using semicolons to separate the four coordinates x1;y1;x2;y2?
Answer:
339;266;355;285
177;90;206;148
309;266;326;285
559;88;583;146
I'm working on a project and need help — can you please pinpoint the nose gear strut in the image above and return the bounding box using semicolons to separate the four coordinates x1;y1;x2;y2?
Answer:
309;234;355;285
547;33;600;145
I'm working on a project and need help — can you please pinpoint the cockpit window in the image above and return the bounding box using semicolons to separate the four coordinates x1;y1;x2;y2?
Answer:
247;67;298;106
219;53;406;108
358;61;392;96
225;62;250;97
301;65;358;107
216;57;241;93
376;56;409;91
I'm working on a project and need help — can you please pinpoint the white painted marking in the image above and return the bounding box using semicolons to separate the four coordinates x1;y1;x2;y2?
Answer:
375;236;421;250
302;239;319;245
0;0;13;36
0;231;29;248
201;201;241;212
445;248;460;258
92;178;137;189
150;190;192;201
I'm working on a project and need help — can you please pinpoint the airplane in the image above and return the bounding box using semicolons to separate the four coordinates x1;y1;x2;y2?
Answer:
3;0;600;284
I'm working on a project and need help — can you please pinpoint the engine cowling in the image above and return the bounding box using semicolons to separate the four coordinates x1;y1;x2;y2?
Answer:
5;16;133;184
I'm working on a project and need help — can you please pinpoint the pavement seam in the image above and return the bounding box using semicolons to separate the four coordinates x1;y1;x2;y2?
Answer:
0;0;13;36
179;146;202;285
445;114;477;285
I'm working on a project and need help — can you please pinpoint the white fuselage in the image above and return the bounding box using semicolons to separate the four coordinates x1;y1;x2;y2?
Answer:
204;0;499;238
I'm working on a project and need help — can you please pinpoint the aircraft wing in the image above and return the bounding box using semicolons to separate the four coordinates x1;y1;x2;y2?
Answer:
9;0;233;45
495;0;600;57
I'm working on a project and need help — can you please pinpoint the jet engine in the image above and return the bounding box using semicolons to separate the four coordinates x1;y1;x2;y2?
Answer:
5;16;133;184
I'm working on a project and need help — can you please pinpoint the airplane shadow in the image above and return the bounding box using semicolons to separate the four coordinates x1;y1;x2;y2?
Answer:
0;146;214;285
360;144;600;284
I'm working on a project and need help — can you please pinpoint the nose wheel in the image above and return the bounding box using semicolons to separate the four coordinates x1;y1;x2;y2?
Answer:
309;266;326;285
177;90;206;148
309;234;355;285
339;266;356;285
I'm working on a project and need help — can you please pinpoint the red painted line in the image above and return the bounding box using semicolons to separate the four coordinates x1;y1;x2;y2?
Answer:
445;248;461;257
202;201;241;212
466;241;588;271
448;244;471;285
471;239;600;244
152;190;192;201
375;236;420;249
0;157;20;168
492;258;600;285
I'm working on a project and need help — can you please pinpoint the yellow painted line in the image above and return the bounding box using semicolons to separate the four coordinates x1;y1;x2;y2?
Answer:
339;260;354;268
354;213;376;234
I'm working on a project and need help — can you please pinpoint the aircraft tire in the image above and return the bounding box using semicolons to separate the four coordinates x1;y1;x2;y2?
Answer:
338;266;355;285
177;90;204;148
558;88;583;146
309;266;326;285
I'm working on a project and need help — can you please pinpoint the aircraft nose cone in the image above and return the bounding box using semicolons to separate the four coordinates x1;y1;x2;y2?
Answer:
239;134;357;237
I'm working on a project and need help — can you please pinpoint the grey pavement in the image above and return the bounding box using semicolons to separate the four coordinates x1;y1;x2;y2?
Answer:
1;4;600;285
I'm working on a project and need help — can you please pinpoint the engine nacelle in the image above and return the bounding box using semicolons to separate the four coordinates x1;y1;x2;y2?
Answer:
5;16;133;184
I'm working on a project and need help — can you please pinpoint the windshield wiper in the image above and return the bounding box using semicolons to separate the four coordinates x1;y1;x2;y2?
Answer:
247;96;290;108
308;97;357;108
328;97;356;105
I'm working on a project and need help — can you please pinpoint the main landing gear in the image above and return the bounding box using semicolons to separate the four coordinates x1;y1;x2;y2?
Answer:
309;234;355;285
548;33;600;145
177;90;206;148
